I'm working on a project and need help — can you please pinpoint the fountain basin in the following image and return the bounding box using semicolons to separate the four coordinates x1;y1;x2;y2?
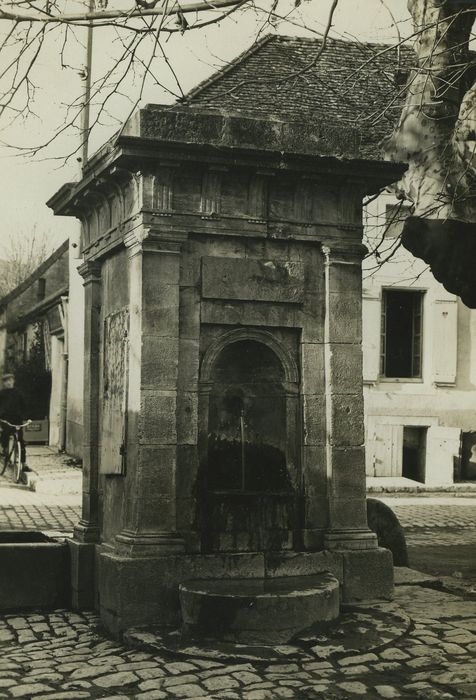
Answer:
180;572;339;644
0;530;70;611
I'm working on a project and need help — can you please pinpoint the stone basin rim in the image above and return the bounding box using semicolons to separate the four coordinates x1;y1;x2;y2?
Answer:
179;572;339;598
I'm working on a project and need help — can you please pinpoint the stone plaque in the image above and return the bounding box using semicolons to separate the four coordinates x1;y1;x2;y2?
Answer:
101;307;129;475
201;257;304;304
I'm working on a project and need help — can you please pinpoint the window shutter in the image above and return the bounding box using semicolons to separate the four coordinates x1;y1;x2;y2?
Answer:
426;426;461;484
369;423;403;477
432;298;457;385
362;295;381;383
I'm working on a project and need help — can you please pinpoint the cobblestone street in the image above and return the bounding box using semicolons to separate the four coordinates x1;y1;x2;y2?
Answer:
1;586;476;699
1;455;476;698
0;484;79;533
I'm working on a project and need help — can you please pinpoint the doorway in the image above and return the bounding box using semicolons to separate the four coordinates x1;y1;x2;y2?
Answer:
460;431;476;481
402;426;427;482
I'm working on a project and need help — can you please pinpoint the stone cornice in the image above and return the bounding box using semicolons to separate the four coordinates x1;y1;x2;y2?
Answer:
46;109;407;219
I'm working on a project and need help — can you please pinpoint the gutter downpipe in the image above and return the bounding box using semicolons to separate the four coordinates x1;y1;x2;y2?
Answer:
59;296;69;452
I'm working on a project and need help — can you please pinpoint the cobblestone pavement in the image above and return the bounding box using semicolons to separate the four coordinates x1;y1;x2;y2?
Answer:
1;585;476;699
0;446;81;532
0;481;80;532
379;496;476;548
0;480;476;696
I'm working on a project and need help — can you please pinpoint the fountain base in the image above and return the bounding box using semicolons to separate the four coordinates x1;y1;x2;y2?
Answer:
179;573;339;645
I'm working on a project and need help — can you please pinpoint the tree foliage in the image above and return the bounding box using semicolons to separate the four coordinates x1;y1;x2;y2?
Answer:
10;322;51;420
0;228;51;298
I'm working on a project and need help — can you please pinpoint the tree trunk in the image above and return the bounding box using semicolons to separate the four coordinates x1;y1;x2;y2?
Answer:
386;1;476;306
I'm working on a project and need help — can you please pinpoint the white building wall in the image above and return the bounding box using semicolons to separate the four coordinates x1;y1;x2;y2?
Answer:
49;334;65;448
363;192;476;485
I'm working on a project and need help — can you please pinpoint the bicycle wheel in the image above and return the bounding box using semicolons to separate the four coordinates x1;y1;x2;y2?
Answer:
0;435;7;476
12;438;21;484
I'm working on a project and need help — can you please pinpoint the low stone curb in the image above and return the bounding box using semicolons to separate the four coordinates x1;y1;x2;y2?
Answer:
367;485;476;495
125;601;412;665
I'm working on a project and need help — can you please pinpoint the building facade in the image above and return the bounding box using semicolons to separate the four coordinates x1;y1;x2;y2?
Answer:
363;193;476;485
0;240;84;457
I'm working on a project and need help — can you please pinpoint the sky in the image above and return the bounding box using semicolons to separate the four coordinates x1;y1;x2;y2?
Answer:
0;0;412;256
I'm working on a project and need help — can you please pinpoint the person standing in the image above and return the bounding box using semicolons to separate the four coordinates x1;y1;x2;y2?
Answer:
0;373;29;471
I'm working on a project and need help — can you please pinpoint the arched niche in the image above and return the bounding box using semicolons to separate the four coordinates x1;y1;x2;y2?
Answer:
197;331;300;553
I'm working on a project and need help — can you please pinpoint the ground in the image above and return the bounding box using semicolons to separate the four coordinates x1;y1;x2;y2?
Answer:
0;447;475;699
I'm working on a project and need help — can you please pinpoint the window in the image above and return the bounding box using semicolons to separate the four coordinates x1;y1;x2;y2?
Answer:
380;290;424;378
37;278;46;301
385;203;411;238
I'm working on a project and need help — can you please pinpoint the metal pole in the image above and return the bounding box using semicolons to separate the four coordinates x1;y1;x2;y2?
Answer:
80;0;94;172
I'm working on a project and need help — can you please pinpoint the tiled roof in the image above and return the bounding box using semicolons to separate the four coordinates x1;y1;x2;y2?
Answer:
182;34;414;159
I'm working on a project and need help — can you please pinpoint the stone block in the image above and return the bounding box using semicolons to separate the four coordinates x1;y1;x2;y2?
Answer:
97;549;266;637
341;548;394;602
202;257;305;304
143;283;180;337
303;495;329;530
330;447;366;499
176;445;199;499
140;391;177;444
177;339;200;389
137;445;176;491
301;343;325;394
331;394;364;447
143;248;181;285
303;395;326;446
330;344;363;394
176;495;199;534
265;550;343;582
0;533;70;612
301;294;325;343
135;495;177;532
68;540;95;610
300;445;328;530
180;573;339;645
201;299;298;329
328;497;368;530
140;109;226;146
224;115;282;152
301;527;327;550
179;286;201;340
141;336;179;389
328;292;362;343
328;260;362;295
176;391;198;445
180;245;201;286
302;445;327;483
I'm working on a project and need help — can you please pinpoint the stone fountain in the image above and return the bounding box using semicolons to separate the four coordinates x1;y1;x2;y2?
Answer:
47;105;405;640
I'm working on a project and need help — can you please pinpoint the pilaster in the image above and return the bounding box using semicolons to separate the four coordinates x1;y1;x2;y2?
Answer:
73;260;102;544
115;229;186;556
322;244;378;552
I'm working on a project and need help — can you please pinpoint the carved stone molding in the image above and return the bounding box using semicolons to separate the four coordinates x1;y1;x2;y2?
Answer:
78;259;102;283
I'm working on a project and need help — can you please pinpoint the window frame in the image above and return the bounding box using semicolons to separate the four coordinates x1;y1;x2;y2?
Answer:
379;288;425;382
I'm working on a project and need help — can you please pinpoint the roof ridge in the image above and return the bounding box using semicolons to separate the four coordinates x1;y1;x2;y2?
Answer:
0;239;68;309
182;33;277;103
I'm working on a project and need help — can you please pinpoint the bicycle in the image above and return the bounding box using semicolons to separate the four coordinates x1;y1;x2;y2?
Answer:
0;419;31;483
